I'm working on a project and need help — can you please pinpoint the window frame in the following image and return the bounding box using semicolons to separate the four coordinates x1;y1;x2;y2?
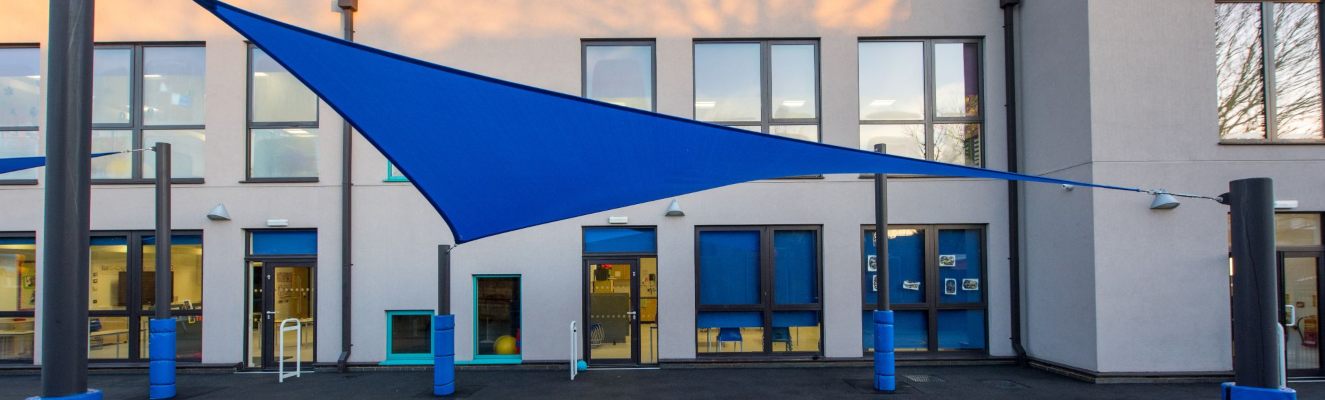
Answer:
0;232;36;363
471;274;523;364
384;162;408;182
381;309;435;365
87;230;205;363
88;42;206;184
693;225;824;358
860;224;989;356
244;43;321;183
1216;0;1325;144
857;37;986;168
0;44;42;185
581;39;658;112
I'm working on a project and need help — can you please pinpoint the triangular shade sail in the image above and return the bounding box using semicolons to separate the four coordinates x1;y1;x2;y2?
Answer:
196;0;1140;243
0;153;119;176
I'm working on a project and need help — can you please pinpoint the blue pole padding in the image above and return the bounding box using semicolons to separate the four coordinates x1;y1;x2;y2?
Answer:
873;310;896;392
433;314;456;396
148;318;176;399
1222;382;1296;400
25;389;103;400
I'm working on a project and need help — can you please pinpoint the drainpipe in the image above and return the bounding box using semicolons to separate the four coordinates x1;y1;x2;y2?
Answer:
1000;0;1028;365
337;0;358;373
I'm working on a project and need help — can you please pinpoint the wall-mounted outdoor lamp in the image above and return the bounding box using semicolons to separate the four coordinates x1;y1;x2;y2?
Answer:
1149;190;1180;210
206;203;231;221
665;199;685;217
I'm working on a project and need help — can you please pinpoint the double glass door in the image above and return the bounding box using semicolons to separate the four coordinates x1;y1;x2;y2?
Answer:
1281;252;1324;376
584;258;658;366
247;260;315;369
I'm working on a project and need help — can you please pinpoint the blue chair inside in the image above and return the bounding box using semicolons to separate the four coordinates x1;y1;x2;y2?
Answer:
715;327;743;351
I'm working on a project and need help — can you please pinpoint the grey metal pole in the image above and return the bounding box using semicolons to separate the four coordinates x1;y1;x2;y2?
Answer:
873;144;889;311
41;0;95;397
154;143;172;319
1228;177;1283;388
438;245;451;315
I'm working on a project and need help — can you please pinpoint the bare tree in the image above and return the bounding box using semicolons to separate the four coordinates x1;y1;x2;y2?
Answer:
1216;3;1323;140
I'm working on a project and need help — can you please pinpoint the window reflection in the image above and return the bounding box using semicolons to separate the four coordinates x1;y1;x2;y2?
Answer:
934;43;980;118
92;48;133;124
1273;3;1324;140
859;124;925;159
476;276;521;356
1217;3;1266;140
770;45;816;119
933;124;981;166
0;131;39;180
142;129;206;179
1277;213;1322;247
694;43;762;122
858;42;924;121
142;47;206;126
0;47;41;128
585;44;653;111
251;49;318;123
140;235;204;312
251;128;319;178
90;130;133;180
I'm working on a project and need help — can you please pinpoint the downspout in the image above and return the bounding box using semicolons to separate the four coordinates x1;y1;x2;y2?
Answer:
337;0;358;373
1000;0;1028;365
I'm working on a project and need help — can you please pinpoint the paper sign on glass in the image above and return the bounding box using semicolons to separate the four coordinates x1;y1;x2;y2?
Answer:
962;278;979;291
902;280;921;291
867;255;877;272
939;254;957;267
944;278;958;295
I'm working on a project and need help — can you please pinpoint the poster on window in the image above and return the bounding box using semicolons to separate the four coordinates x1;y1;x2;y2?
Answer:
939;254;957;267
867;255;877;272
944;278;958;295
962;279;979;291
871;273;877;292
902;280;921;291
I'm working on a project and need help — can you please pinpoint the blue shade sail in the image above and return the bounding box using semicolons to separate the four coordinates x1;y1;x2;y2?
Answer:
0;152;124;176
698;231;760;305
773;230;817;304
582;227;656;254
195;0;1142;244
250;230;317;255
864;229;925;305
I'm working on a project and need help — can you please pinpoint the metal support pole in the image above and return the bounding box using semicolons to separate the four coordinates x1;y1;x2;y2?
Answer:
872;144;895;393
1228;178;1283;388
154;143;172;320
336;0;357;374
873;144;890;310
438;245;451;315
40;0;97;398
147;143;176;399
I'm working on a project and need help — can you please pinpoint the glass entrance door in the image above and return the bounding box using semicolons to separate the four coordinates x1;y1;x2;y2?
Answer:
248;261;315;369
1282;253;1323;375
585;259;640;365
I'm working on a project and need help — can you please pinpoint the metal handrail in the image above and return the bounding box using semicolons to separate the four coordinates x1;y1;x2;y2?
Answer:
279;318;302;383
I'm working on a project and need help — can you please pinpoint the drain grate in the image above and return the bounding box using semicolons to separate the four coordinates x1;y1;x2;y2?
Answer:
981;379;1029;390
903;374;945;383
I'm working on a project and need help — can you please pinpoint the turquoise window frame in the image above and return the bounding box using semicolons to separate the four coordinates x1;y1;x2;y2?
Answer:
385;162;408;182
465;274;523;365
380;310;435;365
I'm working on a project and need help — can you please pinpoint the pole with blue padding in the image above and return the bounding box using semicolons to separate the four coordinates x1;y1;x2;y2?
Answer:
434;245;455;396
149;143;176;399
872;144;895;393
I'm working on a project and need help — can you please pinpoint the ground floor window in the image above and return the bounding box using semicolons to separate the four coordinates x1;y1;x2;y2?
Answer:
475;275;521;361
383;310;432;365
0;234;36;362
89;232;204;361
695;226;822;357
862;225;986;354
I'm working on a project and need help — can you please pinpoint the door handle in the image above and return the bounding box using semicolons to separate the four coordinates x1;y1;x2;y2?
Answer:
626;311;637;321
266;311;276;320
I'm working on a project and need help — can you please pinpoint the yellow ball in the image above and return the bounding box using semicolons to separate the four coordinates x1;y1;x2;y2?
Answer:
494;335;518;355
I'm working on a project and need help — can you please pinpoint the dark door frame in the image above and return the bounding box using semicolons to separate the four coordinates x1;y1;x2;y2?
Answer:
582;257;642;366
1279;250;1325;377
244;257;316;370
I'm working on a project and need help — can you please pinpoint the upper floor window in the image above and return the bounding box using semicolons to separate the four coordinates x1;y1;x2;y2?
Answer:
248;46;319;181
1217;1;1325;142
858;39;983;166
583;41;655;111
0;46;41;183
92;45;206;182
694;40;820;142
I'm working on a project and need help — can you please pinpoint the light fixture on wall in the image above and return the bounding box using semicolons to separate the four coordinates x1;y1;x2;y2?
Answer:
1149;190;1180;210
206;203;231;221
665;199;685;217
